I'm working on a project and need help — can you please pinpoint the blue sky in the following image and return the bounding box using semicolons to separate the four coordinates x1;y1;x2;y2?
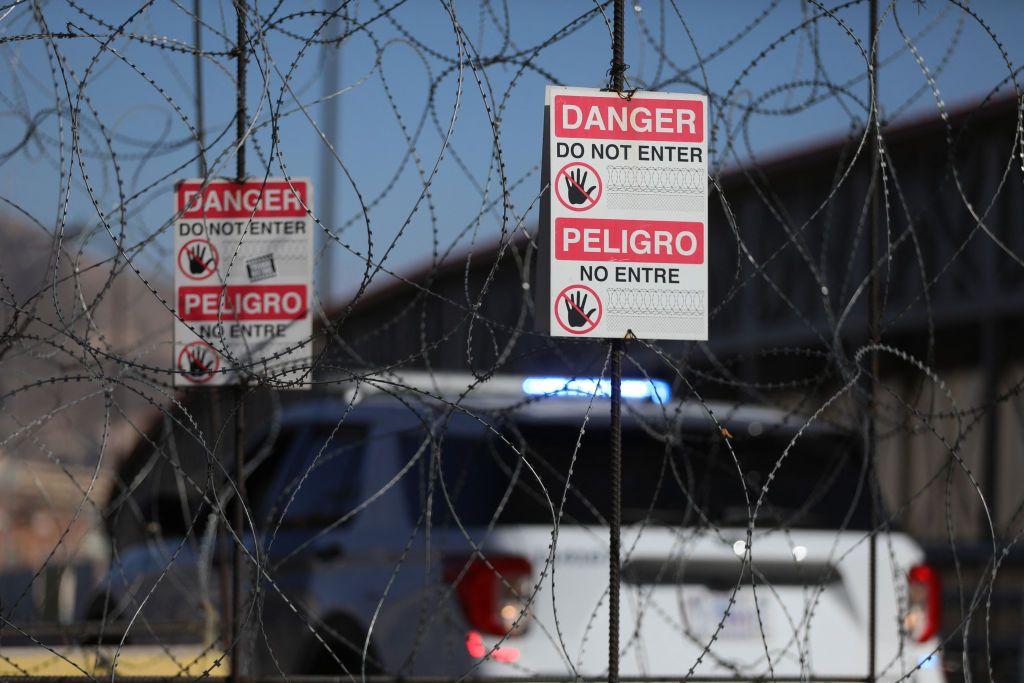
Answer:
1;1;1021;305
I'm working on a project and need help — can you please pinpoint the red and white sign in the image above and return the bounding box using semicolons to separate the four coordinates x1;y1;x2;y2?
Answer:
554;161;602;212
173;178;313;387
553;94;703;143
178;284;308;321
177;238;219;280
177;341;220;384
556;218;703;264
554;284;602;335
539;86;708;340
177;180;309;219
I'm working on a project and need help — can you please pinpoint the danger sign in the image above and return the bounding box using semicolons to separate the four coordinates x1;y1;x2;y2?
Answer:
178;239;219;280
556;217;703;264
555;162;602;212
555;284;602;335
537;86;708;341
173;178;313;387
178;284;308;321
554;94;703;143
177;341;220;384
177;180;309;218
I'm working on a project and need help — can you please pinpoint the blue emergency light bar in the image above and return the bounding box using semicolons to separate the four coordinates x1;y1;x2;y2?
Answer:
521;376;671;403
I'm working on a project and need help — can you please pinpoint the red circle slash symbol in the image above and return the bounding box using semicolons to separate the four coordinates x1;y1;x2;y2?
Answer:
177;341;220;383
555;162;602;212
555;284;602;335
178;238;219;280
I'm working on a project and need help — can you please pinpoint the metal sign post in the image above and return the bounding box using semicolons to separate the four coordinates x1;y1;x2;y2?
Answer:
608;338;623;683
232;3;247;681
536;0;709;678
607;4;625;683
175;2;315;677
866;1;880;682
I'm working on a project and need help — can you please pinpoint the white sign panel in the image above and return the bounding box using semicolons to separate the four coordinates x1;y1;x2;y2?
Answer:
173;178;313;387
538;86;708;340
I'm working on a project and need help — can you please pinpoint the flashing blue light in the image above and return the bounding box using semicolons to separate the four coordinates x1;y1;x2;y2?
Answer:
521;376;671;403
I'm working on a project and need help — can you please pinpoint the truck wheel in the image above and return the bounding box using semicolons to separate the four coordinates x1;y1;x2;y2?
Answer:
303;617;382;676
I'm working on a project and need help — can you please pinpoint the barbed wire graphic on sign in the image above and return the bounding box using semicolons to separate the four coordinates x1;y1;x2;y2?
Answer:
0;1;1020;682
607;287;705;317
605;165;705;194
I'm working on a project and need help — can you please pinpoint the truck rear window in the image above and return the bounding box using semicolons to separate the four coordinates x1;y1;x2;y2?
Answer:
401;423;869;530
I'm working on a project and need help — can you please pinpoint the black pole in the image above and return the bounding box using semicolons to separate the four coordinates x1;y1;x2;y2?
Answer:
235;1;247;185
866;1;879;681
609;0;625;92
231;384;246;682
608;338;623;683
193;0;230;647
231;3;247;682
607;4;625;683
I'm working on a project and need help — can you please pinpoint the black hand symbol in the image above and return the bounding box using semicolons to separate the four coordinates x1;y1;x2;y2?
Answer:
565;168;597;205
564;291;596;328
186;245;213;275
186;348;211;377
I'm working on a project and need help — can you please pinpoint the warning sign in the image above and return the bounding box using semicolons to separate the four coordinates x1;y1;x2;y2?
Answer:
178;239;219;280
555;284;602;335
177;341;220;384
555;161;602;211
173;178;313;388
537;86;708;340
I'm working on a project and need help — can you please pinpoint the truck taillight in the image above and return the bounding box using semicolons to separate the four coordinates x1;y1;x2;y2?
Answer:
444;555;532;636
905;564;941;642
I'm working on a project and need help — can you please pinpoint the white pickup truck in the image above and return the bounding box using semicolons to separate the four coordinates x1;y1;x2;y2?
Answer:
86;372;944;681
